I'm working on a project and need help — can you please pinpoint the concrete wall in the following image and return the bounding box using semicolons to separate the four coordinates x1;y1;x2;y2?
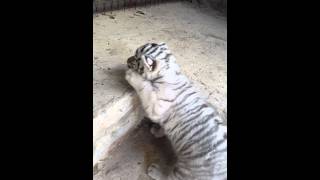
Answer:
200;0;227;14
93;0;227;14
93;0;181;12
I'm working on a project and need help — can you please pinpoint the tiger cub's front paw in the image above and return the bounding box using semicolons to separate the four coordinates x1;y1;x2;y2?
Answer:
126;69;139;85
125;69;146;89
125;69;134;82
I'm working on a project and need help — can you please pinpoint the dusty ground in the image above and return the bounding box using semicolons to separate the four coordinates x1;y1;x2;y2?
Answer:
94;119;176;180
93;1;227;120
93;1;227;180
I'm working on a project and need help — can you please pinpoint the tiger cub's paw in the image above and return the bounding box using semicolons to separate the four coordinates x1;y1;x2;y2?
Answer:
125;69;143;88
125;69;135;83
147;163;164;180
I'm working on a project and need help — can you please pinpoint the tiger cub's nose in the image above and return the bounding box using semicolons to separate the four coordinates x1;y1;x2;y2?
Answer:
127;56;136;69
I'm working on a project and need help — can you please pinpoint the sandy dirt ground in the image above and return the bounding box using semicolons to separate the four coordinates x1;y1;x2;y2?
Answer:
94;119;176;180
93;1;227;120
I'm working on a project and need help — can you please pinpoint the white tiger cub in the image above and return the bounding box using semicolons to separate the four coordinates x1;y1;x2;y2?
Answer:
125;43;227;180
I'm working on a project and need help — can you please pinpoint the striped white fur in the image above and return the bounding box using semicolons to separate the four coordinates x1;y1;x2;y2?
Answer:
126;43;227;180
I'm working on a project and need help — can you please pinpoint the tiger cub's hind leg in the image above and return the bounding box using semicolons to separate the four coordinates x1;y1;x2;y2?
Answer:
147;163;165;180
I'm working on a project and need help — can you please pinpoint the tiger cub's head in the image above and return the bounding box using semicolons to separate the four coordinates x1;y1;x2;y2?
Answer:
127;42;181;80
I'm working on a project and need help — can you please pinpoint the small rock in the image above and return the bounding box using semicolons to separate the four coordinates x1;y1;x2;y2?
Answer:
136;10;145;15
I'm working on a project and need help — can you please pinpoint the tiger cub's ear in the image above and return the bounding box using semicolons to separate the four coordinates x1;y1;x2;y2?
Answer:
158;42;169;51
141;55;156;71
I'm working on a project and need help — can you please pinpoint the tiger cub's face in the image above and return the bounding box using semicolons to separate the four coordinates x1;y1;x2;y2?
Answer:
127;43;180;81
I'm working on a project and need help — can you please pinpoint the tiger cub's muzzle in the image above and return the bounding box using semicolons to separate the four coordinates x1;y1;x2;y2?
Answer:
127;56;137;69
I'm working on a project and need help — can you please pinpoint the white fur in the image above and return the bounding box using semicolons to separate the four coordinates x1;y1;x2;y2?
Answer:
126;43;227;180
